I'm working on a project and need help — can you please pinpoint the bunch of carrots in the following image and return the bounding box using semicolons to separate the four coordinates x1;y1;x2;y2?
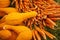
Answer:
11;0;60;40
0;0;60;40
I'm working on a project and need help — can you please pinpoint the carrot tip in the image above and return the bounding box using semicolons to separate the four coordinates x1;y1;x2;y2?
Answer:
53;37;57;40
44;38;47;40
55;24;58;26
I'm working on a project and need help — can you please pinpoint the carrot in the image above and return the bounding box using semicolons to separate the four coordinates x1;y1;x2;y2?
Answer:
46;18;57;26
29;26;32;30
42;29;56;39
46;0;57;5
50;18;60;21
11;0;15;5
38;21;44;29
35;26;46;40
32;30;37;40
27;20;31;27
19;0;24;11
46;23;54;29
15;0;19;10
48;13;60;18
34;30;41;40
43;20;46;26
39;23;44;29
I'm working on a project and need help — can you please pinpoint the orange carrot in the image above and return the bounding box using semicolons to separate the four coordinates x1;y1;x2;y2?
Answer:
46;23;55;29
42;29;56;39
11;0;15;5
46;18;57;26
43;20;46;26
39;23;44;29
48;13;60;17
35;26;46;40
32;30;37;40
38;21;44;29
50;18;60;21
46;0;57;5
19;0;23;10
34;30;41;40
15;0;19;10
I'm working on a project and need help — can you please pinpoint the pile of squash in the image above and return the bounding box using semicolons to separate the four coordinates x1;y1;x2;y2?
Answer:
0;0;37;40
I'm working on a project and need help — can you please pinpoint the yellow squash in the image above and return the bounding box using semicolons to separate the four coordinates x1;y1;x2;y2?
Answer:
0;7;18;14
0;0;10;8
4;25;32;40
0;30;12;39
4;11;37;25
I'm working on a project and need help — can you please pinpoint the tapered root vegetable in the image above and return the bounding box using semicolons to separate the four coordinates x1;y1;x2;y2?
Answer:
42;29;56;39
46;18;57;26
4;11;37;25
35;26;46;40
46;23;55;29
0;30;11;39
50;18;60;21
32;30;37;40
48;13;60;17
34;30;41;40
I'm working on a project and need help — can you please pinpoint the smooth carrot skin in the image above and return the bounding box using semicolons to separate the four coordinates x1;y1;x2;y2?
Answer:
46;23;55;29
35;26;46;40
46;18;57;26
34;30;41;40
42;29;54;39
50;18;60;21
42;29;56;39
48;13;60;18
15;0;19;10
32;30;37;40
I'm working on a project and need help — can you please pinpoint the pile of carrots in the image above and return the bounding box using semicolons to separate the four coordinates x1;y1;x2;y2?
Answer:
12;0;60;40
0;0;60;40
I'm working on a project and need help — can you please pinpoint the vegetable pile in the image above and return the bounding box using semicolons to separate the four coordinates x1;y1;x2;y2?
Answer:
0;0;60;40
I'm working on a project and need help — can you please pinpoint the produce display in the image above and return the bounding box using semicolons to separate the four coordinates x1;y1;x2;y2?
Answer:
0;0;60;40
